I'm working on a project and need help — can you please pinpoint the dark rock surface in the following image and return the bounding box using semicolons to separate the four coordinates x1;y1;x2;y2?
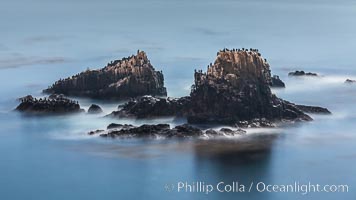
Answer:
89;123;246;138
188;49;312;124
108;49;329;125
288;70;318;76
270;75;285;88
345;79;356;83
43;50;167;99
294;104;331;114
109;95;191;118
16;94;83;114
106;123;134;129
96;124;203;138
88;104;103;114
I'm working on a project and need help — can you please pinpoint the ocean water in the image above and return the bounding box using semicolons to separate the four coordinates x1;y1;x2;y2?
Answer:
1;0;356;199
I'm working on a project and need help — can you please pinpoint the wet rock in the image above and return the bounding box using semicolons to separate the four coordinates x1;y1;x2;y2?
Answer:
16;95;83;114
270;75;285;88
236;118;277;128
109;95;191;118
107;123;123;129
88;104;103;114
205;128;244;136
288;70;318;76
345;79;356;84
97;124;204;138
43;50;167;99
167;124;203;137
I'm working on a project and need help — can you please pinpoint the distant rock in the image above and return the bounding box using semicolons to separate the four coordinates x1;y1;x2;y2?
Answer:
88;129;104;135
288;70;318;77
16;95;83;114
345;79;356;84
270;75;285;88
88;104;103;114
43;50;167;99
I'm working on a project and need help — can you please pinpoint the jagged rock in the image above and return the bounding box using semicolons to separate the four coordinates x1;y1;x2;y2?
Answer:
43;50;167;99
288;70;318;76
188;49;312;124
88;104;103;114
295;104;331;114
109;49;328;126
108;95;191;118
270;75;285;88
345;79;356;84
16;95;83;114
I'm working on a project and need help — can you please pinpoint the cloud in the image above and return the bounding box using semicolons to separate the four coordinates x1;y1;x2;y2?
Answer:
0;56;67;69
192;27;229;36
22;35;71;45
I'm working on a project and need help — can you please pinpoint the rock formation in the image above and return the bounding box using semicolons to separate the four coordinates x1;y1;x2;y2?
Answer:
88;104;103;114
270;75;285;88
43;50;167;99
109;49;329;125
109;95;191;118
88;123;246;138
16;94;83;114
188;49;312;124
288;70;318;76
345;79;356;84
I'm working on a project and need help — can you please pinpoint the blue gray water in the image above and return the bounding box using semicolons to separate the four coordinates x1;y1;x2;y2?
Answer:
1;0;356;199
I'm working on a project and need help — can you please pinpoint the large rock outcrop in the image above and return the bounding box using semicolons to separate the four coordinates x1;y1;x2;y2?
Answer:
43;50;167;99
187;49;312;124
109;48;329;125
16;94;83;114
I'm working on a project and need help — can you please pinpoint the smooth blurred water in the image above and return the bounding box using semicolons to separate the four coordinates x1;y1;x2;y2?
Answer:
1;0;356;199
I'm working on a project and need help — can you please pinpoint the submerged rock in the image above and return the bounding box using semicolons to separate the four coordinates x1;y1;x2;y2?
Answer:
345;79;356;84
16;95;83;114
43;50;167;99
88;104;103;114
89;123;245;138
94;124;204;138
288;70;318;76
270;75;285;88
109;49;328;126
